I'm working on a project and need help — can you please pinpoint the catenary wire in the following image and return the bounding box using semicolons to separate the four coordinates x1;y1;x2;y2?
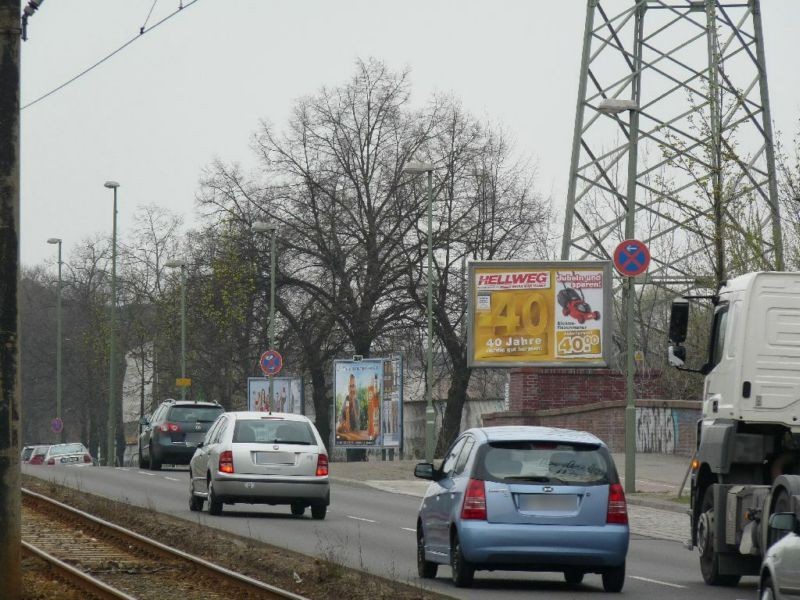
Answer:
141;0;160;33
22;0;201;111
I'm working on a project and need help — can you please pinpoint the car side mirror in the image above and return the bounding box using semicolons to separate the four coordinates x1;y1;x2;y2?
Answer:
196;441;204;449
769;512;799;533
139;415;150;426
414;462;437;481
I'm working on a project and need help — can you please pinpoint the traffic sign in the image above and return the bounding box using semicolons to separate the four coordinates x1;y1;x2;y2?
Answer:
51;417;63;434
175;377;192;388
259;350;283;376
613;239;650;277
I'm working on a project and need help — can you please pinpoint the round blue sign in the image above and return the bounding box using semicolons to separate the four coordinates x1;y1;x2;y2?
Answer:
259;350;283;376
613;239;650;277
51;417;63;434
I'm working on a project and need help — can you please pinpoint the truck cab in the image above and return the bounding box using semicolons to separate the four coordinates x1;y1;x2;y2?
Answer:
668;272;800;586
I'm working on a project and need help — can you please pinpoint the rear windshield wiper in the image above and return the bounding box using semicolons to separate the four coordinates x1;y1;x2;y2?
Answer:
502;476;554;483
275;440;312;445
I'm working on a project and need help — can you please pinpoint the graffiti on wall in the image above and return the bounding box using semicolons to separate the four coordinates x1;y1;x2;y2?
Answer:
636;407;676;453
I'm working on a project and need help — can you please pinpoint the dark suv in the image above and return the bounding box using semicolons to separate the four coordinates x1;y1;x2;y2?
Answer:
139;400;224;470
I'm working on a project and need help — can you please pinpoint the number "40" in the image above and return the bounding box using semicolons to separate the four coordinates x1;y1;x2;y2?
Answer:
477;291;548;336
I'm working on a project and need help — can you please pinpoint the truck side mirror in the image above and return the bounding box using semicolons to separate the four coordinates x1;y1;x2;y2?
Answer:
668;297;689;345
668;345;686;368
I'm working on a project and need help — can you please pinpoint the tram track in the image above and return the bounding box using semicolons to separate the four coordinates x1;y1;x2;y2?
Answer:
22;488;309;600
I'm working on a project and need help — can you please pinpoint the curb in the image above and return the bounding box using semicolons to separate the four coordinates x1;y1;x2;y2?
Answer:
627;495;689;515
332;476;691;514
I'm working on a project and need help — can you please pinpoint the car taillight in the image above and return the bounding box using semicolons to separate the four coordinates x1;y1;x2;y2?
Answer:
607;483;628;524
46;458;55;465
218;450;234;474
316;454;329;477
461;478;487;520
84;454;92;463
159;422;180;433
30;455;42;464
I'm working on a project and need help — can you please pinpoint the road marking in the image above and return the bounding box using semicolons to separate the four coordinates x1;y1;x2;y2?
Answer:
137;471;155;477
114;467;129;471
346;515;377;523
401;527;416;533
164;476;180;482
629;576;687;589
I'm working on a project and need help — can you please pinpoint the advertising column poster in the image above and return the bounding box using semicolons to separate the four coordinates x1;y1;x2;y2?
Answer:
381;354;403;449
468;261;612;368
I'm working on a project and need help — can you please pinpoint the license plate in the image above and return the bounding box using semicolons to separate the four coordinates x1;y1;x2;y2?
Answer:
517;494;577;512
255;451;295;465
61;456;79;463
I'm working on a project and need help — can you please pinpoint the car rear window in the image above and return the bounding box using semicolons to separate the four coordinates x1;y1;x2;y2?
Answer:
50;443;85;455
233;419;315;445
474;441;615;486
168;406;224;422
22;447;34;460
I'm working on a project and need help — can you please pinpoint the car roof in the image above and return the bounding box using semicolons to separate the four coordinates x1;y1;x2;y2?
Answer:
165;401;222;408
224;411;310;422
467;426;605;446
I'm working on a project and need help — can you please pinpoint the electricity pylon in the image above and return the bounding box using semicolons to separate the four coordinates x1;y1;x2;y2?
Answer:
561;0;783;287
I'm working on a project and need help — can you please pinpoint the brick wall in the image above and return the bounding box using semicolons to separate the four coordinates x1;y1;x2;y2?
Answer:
483;399;699;456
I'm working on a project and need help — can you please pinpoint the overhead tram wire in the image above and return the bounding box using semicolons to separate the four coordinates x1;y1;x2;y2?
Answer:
141;0;160;34
22;0;201;111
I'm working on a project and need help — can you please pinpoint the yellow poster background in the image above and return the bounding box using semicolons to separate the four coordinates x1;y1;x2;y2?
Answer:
471;266;604;365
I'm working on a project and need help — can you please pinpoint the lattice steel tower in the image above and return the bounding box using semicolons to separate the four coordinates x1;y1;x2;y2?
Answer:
561;0;783;287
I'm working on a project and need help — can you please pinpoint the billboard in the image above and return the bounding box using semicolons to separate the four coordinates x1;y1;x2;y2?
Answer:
333;356;403;448
468;261;613;368
247;377;304;414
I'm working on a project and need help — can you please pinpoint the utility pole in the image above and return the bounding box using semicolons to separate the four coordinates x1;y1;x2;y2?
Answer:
0;0;22;596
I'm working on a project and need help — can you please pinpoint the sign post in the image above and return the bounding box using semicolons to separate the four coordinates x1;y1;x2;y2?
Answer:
614;239;651;495
259;350;283;412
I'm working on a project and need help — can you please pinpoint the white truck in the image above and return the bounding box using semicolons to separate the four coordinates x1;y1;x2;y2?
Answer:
667;271;800;586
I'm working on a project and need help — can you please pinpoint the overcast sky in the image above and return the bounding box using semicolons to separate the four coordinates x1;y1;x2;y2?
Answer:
20;0;800;268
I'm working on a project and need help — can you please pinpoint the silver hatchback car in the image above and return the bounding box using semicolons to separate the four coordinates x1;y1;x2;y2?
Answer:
189;411;330;518
760;512;800;600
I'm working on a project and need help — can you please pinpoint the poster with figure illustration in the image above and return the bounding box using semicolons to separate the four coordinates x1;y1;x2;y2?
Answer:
468;261;612;368
247;377;303;414
333;359;382;447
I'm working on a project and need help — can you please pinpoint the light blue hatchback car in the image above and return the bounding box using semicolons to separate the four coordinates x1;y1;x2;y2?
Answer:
414;426;629;591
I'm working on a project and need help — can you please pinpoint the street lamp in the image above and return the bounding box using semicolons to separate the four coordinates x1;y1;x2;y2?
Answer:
599;97;641;494
47;237;63;442
402;161;436;463
252;221;278;406
165;260;188;400
104;180;120;466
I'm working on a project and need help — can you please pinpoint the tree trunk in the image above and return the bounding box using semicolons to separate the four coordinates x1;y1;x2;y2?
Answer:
435;360;472;457
309;364;331;452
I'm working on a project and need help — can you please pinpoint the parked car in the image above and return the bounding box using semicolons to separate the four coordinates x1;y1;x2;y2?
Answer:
414;426;629;591
139;399;225;470
43;443;94;466
188;411;330;518
760;512;800;600
25;445;50;465
21;445;45;463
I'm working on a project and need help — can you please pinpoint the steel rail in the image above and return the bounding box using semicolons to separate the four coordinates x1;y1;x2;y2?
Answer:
22;540;137;600
22;488;309;600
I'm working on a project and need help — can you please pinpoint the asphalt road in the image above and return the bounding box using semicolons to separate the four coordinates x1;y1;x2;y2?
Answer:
23;464;760;600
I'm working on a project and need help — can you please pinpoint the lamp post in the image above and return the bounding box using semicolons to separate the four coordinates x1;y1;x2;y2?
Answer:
47;237;63;442
104;180;120;466
165;260;188;400
403;162;436;463
252;221;278;405
599;97;641;494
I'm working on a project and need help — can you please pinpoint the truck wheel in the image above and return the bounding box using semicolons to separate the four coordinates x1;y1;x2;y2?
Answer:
698;487;741;586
